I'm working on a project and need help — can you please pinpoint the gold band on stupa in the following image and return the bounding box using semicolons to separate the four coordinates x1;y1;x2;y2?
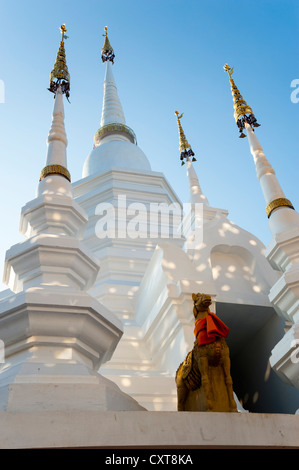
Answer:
101;26;115;63
175;111;196;165
39;164;71;182
49;25;70;99
94;123;136;146
266;198;295;218
223;64;260;138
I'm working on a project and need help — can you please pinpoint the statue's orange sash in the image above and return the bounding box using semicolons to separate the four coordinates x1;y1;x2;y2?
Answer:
194;312;229;346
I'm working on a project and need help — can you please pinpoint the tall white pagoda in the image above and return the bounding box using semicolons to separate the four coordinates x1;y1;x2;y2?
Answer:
72;29;299;413
0;27;298;449
0;25;144;414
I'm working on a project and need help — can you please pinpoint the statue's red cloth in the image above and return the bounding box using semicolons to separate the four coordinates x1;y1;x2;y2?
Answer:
194;312;229;346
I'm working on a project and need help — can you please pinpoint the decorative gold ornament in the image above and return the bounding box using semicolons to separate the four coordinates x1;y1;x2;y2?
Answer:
174;111;196;166
266;197;295;218
101;26;115;63
223;64;260;138
48;25;70;100
39;164;71;182
60;24;68;41
94;123;136;146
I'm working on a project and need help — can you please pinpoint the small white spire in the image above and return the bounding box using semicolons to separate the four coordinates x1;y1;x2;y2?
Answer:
223;64;298;235
93;28;136;148
46;86;68;166
101;60;126;127
186;160;209;206
38;85;71;197
245;122;299;235
174;111;208;205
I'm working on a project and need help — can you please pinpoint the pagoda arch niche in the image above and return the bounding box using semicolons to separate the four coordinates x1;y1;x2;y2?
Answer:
210;244;269;304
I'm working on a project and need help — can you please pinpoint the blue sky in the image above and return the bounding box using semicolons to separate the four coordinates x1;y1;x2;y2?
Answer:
0;0;298;291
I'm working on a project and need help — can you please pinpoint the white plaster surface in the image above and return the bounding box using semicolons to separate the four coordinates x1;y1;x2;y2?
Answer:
82;140;151;178
0;410;298;449
101;61;126;127
74;153;284;410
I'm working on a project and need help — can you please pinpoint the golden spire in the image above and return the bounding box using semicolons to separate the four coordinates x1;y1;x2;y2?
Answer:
49;24;70;100
175;111;196;165
223;64;260;138
101;26;115;63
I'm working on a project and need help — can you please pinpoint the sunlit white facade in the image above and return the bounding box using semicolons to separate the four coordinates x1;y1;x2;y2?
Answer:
72;56;299;413
0;31;298;449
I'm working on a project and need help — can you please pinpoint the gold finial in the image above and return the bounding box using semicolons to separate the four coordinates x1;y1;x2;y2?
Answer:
175;111;196;166
223;63;234;78
224;64;260;138
60;24;68;42
48;25;70;100
101;26;115;63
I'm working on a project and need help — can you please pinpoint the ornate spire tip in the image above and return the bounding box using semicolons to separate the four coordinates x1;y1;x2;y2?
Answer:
48;24;70;101
223;63;260;138
175;110;196;166
60;24;69;42
101;26;115;64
